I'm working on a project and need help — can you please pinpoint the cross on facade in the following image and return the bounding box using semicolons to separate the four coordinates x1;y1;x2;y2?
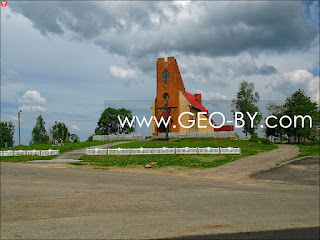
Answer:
156;93;177;140
161;69;170;84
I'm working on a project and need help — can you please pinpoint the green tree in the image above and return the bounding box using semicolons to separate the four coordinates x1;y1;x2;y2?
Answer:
231;81;262;136
87;134;94;142
264;90;319;143
50;121;70;141
95;107;135;135
282;89;318;143
118;108;135;134
0;121;15;148
30;115;49;145
70;133;80;142
264;102;285;143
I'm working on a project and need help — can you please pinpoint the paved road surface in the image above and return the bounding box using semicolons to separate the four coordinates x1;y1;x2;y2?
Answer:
251;155;320;186
1;153;319;239
162;227;319;239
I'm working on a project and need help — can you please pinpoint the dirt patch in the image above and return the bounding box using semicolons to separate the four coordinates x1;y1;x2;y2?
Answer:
73;164;201;176
188;224;231;232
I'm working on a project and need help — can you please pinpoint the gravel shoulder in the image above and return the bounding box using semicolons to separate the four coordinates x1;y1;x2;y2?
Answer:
188;144;300;180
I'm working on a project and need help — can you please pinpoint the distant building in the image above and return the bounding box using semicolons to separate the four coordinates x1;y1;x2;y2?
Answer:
151;56;217;136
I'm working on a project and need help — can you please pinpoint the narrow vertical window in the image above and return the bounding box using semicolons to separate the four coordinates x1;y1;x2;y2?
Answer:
161;69;170;84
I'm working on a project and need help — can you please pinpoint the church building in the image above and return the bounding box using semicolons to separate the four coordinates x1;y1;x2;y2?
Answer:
151;57;216;136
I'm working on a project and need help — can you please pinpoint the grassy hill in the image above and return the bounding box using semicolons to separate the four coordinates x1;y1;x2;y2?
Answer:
79;138;277;169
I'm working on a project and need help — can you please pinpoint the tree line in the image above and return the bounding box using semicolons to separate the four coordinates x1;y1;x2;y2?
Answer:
1;83;318;147
232;81;319;143
0;115;80;148
95;85;319;144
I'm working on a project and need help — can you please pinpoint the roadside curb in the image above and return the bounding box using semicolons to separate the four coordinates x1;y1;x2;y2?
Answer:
278;155;320;167
25;159;82;164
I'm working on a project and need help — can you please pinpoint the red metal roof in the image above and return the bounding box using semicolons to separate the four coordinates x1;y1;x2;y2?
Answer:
194;93;201;100
183;91;209;117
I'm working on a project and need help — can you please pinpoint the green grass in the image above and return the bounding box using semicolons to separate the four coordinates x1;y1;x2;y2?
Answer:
0;155;56;163
79;138;277;169
294;143;320;158
0;141;117;163
276;143;319;165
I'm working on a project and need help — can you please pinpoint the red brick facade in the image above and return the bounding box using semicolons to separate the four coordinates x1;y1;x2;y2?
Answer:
152;56;234;136
154;57;185;135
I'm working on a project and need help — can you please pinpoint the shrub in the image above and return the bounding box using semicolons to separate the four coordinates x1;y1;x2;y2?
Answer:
260;138;271;145
250;134;259;142
87;134;94;142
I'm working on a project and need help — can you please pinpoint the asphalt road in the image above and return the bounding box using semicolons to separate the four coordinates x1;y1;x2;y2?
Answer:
251;156;320;186
1;156;319;239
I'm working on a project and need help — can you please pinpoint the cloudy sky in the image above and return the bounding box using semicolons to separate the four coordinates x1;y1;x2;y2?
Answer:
1;1;319;144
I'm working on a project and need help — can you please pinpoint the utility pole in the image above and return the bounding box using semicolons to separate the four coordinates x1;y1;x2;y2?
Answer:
18;111;22;146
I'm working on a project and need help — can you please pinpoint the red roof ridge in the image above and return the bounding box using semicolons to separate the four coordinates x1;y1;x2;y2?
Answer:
183;91;209;117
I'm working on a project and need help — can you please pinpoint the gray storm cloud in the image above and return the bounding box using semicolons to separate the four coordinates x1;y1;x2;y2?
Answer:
8;1;317;74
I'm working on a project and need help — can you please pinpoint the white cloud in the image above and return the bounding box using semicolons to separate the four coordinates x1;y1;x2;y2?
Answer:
109;65;142;87
283;70;319;103
71;124;80;131
109;66;137;80
284;70;314;84
149;13;160;25
19;90;46;104
172;0;190;8
205;92;228;101
10;116;18;121
18;90;47;112
19;105;46;112
192;89;228;100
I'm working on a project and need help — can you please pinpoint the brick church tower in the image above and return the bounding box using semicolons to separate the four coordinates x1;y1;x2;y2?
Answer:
151;57;215;136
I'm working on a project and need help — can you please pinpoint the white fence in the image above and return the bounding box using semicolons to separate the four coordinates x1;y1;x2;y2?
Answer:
93;134;143;141
198;147;220;154
157;131;238;139
153;147;176;155
220;147;241;154
0;149;60;157
86;147;241;155
176;147;199;154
